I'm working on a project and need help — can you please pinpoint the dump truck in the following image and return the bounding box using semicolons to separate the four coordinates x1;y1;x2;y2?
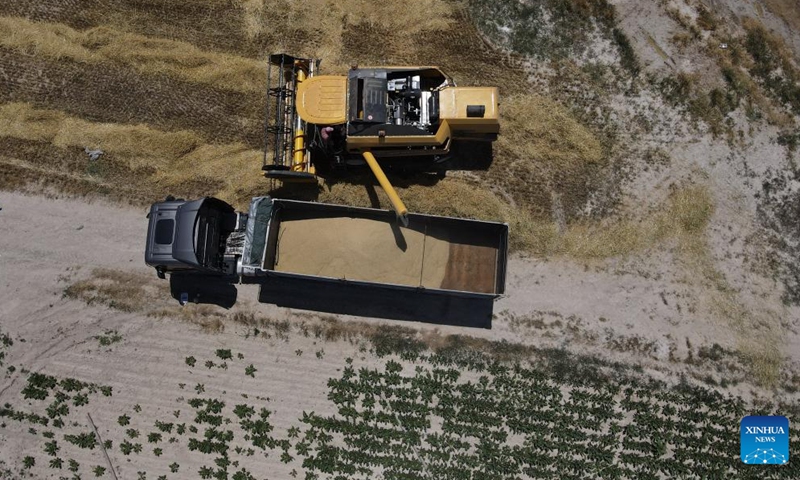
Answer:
145;196;508;328
262;54;500;225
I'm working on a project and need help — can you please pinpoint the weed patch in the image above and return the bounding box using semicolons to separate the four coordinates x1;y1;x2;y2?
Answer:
743;18;800;115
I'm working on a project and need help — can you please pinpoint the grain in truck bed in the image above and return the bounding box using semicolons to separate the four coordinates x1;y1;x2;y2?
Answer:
268;210;499;294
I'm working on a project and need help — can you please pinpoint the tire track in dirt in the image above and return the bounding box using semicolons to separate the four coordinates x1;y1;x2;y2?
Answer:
0;0;261;58
0;48;264;148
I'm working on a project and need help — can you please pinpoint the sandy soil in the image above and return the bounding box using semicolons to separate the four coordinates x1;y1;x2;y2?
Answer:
1;185;798;476
0;192;390;478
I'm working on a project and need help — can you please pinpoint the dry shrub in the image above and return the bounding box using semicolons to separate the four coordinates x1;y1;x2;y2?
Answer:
63;268;161;312
0;16;264;92
742;17;800;116
151;305;227;333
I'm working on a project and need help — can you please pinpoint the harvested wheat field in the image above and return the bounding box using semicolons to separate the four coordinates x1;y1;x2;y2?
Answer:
2;0;800;478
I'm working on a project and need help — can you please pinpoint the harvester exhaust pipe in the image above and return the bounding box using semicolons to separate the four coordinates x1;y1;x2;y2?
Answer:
361;150;409;226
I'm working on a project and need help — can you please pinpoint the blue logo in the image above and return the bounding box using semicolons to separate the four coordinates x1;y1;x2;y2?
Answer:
741;416;789;465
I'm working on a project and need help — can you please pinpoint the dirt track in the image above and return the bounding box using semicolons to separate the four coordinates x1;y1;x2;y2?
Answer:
1;177;799;475
1;193;797;402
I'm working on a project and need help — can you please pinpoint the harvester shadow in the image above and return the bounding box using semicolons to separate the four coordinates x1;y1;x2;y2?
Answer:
265;140;493;205
266;181;322;202
389;221;408;251
317;172;443;206
376;140;494;174
439;140;494;171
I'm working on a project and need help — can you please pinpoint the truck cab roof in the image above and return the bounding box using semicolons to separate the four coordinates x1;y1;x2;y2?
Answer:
145;197;235;273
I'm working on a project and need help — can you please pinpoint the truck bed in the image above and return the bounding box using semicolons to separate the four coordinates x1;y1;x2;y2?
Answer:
260;200;507;296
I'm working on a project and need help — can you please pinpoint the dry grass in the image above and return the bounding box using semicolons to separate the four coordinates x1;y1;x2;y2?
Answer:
64;268;228;332
0;103;202;170
497;94;604;173
151;305;228;333
154;143;265;209
0;16;264;92
0;102;264;206
487;93;606;217
696;268;783;387
660;185;785;386
242;0;455;70
63;268;163;313
527;185;714;259
763;0;800;45
665;185;715;236
712;289;784;387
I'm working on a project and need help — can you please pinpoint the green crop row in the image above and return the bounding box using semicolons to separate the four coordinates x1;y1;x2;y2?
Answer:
295;356;798;480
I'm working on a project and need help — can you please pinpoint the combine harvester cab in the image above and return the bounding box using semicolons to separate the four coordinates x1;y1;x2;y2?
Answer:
262;53;500;225
146;196;508;328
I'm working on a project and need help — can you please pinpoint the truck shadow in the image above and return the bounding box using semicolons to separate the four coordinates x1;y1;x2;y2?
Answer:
170;273;238;309
169;273;494;328
254;276;494;329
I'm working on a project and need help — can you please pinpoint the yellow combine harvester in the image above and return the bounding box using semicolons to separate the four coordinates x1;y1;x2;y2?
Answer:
262;53;500;225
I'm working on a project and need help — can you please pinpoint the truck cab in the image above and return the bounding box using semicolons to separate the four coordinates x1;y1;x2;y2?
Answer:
144;197;241;278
